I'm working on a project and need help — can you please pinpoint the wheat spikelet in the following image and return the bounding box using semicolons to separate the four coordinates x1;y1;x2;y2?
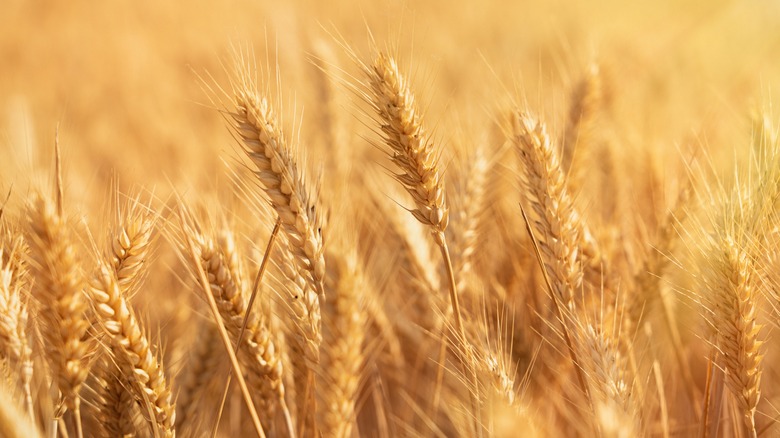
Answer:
88;264;175;437
110;200;154;292
231;79;326;299
26;192;90;411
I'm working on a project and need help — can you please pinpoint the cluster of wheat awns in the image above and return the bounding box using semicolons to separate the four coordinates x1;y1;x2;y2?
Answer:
0;42;778;438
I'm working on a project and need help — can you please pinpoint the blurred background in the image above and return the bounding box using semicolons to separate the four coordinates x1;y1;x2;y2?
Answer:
2;0;779;201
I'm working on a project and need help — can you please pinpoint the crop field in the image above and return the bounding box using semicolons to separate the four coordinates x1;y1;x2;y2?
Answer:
2;1;780;436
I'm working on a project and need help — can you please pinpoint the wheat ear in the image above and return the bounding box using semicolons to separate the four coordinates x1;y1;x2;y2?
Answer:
88;264;175;437
27;193;91;413
450;143;490;292
365;53;449;243
507;113;593;408
231;82;326;300
195;228;285;421
576;322;638;433
319;250;367;438
509;112;585;309
0;233;33;417
275;236;322;436
175;321;224;430
364;52;472;347
90;355;138;437
701;234;762;436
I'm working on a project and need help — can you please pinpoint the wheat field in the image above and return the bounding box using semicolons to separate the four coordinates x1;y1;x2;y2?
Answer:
2;0;780;437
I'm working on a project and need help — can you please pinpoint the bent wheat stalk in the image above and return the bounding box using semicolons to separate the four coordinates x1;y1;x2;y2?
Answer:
362;51;482;435
363;52;466;344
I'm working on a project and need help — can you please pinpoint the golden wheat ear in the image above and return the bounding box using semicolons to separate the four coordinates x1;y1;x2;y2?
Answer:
87;264;175;437
181;220;287;432
700;232;763;437
508;112;585;309
85;354;140;437
26;192;91;420
230;71;327;301
318;245;367;438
